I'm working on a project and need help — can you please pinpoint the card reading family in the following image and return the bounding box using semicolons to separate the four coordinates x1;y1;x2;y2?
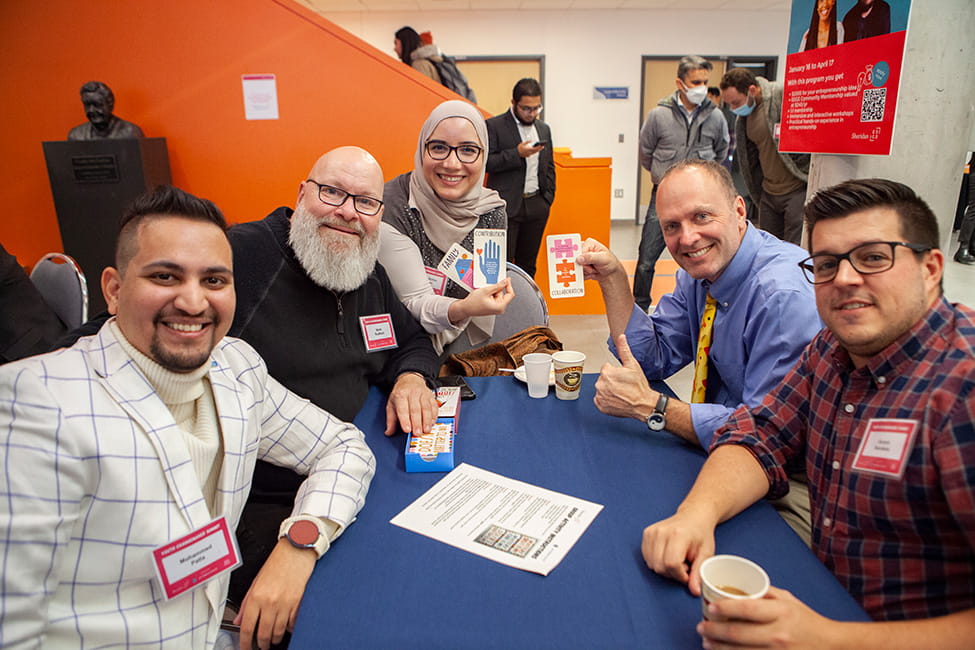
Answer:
472;228;506;288
437;242;475;292
390;463;603;575
546;234;584;299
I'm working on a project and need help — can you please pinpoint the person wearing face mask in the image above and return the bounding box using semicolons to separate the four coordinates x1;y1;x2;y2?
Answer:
720;68;810;245
634;56;729;312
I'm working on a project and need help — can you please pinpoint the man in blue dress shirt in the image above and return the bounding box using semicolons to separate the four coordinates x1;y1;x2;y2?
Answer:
579;159;822;539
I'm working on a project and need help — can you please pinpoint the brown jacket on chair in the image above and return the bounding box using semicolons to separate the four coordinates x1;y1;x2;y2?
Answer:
440;326;562;377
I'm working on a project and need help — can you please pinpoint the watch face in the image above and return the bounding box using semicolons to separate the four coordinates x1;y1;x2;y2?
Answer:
647;413;666;431
287;519;320;547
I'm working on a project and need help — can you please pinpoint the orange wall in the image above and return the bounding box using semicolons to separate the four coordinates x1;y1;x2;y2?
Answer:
0;0;462;267
537;150;613;316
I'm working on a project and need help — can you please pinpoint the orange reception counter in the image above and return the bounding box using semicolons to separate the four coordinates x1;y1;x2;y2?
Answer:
534;148;612;316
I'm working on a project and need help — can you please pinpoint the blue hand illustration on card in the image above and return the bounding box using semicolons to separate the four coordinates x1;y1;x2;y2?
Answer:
478;240;502;284
473;228;507;287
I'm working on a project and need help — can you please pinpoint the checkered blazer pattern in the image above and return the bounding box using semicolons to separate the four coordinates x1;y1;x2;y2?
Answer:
0;324;375;648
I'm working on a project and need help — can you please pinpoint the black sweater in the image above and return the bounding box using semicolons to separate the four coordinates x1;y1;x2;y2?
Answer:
230;207;439;500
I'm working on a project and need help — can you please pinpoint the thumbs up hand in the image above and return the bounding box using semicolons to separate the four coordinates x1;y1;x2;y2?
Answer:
593;334;658;420
615;333;642;370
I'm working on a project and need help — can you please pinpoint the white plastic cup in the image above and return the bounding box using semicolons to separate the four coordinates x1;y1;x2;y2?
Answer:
522;353;553;399
699;554;770;621
552;351;586;400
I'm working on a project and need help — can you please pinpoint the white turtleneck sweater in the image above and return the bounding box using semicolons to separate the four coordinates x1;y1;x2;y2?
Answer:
111;321;223;516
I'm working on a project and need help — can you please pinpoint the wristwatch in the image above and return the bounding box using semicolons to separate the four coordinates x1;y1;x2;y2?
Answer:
645;394;669;432
279;515;331;559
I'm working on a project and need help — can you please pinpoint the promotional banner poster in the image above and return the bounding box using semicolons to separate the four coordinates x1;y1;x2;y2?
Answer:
780;0;912;155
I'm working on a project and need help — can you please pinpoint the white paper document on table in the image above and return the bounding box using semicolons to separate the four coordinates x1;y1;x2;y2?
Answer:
390;463;603;575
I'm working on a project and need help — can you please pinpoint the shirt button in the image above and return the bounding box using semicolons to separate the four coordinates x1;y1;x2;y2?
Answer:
832;461;840;470
877;376;886;384
823;517;831;527
844;404;855;413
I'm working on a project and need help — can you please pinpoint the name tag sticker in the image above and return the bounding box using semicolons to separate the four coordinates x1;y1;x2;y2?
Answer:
360;314;398;352
850;418;919;479
425;267;448;296
151;516;241;601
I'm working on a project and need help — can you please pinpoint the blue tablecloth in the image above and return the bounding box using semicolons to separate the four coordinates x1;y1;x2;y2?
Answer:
290;375;867;649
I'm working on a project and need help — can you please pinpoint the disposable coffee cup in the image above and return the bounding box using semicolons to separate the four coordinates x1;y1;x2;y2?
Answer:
552;351;585;400
522;353;552;399
699;554;770;621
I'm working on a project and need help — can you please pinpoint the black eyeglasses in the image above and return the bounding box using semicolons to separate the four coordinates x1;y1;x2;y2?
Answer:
798;241;932;284
424;140;483;164
305;180;383;216
516;104;543;114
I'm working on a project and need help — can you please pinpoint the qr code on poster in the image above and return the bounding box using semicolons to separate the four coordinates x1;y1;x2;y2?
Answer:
861;87;886;122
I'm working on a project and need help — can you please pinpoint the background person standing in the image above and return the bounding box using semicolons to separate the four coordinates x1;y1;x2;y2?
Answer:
720;67;810;245
486;78;556;278
393;26;441;84
633;56;729;311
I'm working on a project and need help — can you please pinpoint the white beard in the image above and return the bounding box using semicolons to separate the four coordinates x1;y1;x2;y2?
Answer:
288;204;380;292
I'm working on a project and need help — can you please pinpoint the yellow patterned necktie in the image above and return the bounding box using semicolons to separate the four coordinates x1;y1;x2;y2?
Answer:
691;293;717;403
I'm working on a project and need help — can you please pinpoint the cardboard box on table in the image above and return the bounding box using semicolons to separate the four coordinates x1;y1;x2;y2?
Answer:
405;386;461;472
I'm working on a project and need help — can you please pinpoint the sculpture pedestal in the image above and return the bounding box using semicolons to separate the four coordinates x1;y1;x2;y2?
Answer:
42;138;171;314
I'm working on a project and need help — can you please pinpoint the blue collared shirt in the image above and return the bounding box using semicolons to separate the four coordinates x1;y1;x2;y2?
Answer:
612;225;823;448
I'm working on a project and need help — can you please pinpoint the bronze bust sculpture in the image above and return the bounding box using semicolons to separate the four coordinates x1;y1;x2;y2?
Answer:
67;81;145;140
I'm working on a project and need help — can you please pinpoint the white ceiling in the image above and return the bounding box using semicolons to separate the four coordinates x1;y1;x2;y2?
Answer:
302;0;791;12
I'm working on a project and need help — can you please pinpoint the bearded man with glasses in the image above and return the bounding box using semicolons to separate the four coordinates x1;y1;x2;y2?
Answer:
643;178;975;647
226;147;439;631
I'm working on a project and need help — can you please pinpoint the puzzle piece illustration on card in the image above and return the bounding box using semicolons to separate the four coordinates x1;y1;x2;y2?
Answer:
546;233;584;298
472;229;506;288
436;242;475;292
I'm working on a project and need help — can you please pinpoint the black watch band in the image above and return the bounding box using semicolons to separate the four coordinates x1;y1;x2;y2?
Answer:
646;394;669;431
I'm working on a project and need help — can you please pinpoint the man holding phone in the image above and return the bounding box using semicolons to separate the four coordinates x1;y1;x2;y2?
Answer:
486;77;556;278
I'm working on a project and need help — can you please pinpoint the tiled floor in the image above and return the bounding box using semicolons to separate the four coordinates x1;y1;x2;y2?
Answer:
549;222;975;402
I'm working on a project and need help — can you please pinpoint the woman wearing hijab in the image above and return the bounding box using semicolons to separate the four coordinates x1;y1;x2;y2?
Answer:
381;100;514;354
800;0;844;51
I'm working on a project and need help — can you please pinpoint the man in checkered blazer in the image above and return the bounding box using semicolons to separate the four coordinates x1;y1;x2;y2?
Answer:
0;186;375;649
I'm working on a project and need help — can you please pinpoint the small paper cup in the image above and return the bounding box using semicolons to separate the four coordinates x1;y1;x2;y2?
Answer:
552;351;585;400
699;555;770;621
522;353;552;399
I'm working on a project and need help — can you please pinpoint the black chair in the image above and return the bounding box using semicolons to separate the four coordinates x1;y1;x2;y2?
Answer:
442;262;549;357
30;253;89;330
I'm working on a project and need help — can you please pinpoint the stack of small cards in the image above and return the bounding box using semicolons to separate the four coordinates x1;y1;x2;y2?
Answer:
405;386;461;472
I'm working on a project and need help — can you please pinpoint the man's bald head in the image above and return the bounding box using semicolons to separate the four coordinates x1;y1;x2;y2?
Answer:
305;146;384;199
